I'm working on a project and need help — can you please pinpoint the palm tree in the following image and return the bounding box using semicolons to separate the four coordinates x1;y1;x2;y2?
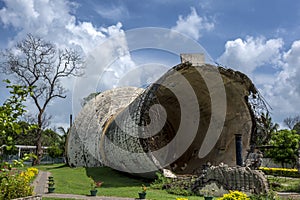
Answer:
256;112;279;147
57;126;69;164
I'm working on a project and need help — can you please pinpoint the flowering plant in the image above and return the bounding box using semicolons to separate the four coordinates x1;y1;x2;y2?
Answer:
140;184;147;194
90;177;103;190
219;190;249;200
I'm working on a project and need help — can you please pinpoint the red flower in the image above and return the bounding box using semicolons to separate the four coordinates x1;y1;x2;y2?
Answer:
95;181;103;187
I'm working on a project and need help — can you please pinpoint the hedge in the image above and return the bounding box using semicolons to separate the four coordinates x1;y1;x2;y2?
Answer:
258;167;300;178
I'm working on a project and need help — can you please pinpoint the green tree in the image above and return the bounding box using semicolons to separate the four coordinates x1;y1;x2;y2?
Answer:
255;112;279;146
12;126;62;148
1;34;83;165
293;122;300;134
57;127;68;153
47;145;63;158
265;129;300;168
0;80;36;154
42;129;61;146
44;127;68;159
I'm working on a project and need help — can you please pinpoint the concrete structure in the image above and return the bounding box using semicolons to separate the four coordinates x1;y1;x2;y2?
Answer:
67;61;257;177
0;145;48;160
180;53;205;66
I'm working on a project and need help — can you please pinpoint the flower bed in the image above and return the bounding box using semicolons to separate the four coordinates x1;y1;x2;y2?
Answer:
0;164;39;200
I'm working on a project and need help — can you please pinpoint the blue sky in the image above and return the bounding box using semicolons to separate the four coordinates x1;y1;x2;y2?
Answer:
0;0;300;129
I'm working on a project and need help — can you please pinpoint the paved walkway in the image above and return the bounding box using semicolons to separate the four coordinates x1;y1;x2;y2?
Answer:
32;170;50;195
33;171;136;200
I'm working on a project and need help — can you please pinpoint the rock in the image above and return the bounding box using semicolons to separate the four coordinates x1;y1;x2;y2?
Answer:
163;168;177;178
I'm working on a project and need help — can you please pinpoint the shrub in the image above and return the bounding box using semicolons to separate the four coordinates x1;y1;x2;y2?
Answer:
166;186;193;196
218;190;250;200
0;156;38;200
150;172;172;189
0;172;34;200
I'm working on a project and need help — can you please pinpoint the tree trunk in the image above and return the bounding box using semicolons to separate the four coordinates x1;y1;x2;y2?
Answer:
33;111;44;165
33;129;43;165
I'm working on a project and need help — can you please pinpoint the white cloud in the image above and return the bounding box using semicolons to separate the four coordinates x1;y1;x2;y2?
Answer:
0;0;128;56
171;7;214;40
261;40;300;100
270;40;300;100
218;36;284;75
94;4;129;20
217;36;300;126
283;40;300;79
0;0;39;27
0;0;136;127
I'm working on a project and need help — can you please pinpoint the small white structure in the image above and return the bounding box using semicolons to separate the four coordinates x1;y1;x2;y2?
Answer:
180;53;205;66
0;145;48;159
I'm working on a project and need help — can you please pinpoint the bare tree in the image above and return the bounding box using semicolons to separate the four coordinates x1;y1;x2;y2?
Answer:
284;115;300;129
1;34;83;164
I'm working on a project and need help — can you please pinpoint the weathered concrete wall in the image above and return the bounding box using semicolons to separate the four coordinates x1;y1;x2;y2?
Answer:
67;63;257;177
67;87;144;167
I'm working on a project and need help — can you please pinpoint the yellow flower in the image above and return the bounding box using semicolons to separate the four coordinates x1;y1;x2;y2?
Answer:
27;167;39;175
218;190;249;200
141;184;147;193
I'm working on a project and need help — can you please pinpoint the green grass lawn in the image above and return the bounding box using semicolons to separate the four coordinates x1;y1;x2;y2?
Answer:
36;164;203;200
267;175;300;192
35;164;300;200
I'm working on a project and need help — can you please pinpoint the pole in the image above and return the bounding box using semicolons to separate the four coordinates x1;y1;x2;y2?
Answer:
235;134;243;166
70;114;72;129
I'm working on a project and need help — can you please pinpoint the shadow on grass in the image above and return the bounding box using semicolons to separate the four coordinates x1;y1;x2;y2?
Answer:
47;163;69;169
36;163;69;171
86;166;153;188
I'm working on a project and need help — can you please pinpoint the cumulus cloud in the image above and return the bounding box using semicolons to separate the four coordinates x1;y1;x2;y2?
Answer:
0;0;135;85
267;40;300;104
0;0;129;56
283;40;300;87
218;36;284;75
218;36;300;125
172;7;214;40
0;0;136;127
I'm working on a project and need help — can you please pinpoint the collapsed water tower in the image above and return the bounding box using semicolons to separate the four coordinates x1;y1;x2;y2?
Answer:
67;53;258;177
